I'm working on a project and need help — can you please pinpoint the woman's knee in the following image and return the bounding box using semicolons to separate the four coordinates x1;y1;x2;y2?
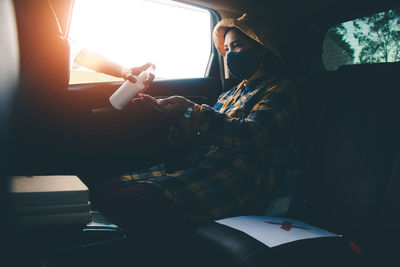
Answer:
90;178;122;209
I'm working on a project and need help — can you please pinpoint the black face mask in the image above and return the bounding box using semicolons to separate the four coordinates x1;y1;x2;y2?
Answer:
226;46;262;80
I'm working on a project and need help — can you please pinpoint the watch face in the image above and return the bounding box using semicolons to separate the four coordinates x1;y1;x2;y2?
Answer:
184;106;193;118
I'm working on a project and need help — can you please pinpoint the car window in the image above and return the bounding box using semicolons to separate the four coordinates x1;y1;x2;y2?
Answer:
322;8;400;71
68;0;211;84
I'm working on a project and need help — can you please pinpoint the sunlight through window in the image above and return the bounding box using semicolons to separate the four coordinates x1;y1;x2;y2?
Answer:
69;0;211;84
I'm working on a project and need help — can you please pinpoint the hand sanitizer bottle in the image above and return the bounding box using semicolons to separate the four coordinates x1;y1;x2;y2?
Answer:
109;66;155;110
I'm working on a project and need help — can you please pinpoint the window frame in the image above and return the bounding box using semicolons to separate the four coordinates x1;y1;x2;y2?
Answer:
65;0;221;84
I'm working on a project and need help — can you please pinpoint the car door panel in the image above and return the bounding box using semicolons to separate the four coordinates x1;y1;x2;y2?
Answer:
13;77;222;175
67;77;220;111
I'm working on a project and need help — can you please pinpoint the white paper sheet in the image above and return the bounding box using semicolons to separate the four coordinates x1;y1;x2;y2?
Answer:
216;216;340;248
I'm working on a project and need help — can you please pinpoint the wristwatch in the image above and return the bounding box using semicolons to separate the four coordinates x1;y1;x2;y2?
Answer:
183;106;194;118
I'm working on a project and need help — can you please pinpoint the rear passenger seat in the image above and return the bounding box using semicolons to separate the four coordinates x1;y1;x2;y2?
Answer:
192;62;400;267
300;62;400;265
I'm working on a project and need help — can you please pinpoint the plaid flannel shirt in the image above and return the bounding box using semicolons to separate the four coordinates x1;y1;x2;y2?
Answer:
120;75;297;225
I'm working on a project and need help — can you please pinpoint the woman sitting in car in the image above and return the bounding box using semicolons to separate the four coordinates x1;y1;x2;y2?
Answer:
85;12;297;264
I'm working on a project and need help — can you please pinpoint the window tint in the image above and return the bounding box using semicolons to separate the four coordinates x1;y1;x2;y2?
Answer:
322;8;400;71
68;0;211;84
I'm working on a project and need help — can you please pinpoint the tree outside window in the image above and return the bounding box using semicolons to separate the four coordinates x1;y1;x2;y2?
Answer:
323;8;400;70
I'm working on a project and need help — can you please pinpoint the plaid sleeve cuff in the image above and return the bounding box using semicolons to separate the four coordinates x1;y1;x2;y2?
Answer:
192;104;201;130
198;104;215;132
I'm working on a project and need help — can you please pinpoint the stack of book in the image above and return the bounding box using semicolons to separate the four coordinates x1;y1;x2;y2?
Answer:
9;175;91;226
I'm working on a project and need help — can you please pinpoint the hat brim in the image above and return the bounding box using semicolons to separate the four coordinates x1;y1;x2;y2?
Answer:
212;17;281;58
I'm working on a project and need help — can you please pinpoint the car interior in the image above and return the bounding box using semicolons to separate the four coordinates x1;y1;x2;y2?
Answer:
1;0;399;266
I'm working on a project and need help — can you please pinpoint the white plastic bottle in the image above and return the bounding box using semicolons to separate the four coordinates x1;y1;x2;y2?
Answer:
109;66;155;110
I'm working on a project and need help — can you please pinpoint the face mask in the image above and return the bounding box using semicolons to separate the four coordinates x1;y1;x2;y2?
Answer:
226;47;262;80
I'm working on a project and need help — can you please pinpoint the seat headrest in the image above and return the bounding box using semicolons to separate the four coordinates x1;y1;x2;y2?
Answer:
0;0;19;121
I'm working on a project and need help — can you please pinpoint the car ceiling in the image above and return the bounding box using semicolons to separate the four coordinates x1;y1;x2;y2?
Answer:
177;0;398;26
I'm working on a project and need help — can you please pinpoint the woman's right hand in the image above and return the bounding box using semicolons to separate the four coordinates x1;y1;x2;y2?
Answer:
131;94;164;114
155;95;196;119
139;94;197;142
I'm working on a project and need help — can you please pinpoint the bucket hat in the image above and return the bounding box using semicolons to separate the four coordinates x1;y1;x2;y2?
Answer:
213;13;281;59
